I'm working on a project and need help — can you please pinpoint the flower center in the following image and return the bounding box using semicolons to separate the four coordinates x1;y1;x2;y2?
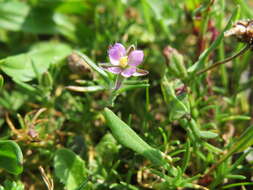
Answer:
119;56;128;68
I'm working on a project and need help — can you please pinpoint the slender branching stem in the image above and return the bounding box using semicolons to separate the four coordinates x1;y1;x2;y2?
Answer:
196;44;251;76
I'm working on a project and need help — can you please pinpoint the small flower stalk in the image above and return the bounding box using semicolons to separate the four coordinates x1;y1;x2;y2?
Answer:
100;43;148;90
196;20;253;76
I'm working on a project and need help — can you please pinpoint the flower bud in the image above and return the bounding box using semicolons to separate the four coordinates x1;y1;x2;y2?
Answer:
163;46;188;78
68;52;92;74
41;72;53;90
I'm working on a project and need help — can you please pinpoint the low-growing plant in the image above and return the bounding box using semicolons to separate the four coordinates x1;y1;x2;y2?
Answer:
0;0;253;190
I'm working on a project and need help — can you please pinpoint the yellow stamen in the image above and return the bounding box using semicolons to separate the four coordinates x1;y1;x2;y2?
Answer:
119;56;128;68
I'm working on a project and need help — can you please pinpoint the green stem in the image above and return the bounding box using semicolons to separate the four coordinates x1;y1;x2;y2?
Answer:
196;44;250;76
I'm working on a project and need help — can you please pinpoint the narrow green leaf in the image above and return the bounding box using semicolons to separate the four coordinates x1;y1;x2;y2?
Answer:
226;174;246;180
0;75;3;89
229;148;253;172
188;6;240;73
204;142;223;154
13;80;37;93
234;0;252;17
210;125;253;173
66;85;105;92
0;140;23;175
104;108;167;166
182;139;191;173
161;77;190;121
75;51;109;82
199;131;218;139
234;125;253;153
220;115;251;122
222;182;253;189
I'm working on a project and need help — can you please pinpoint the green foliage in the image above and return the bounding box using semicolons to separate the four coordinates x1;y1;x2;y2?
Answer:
161;78;190;121
0;0;253;189
54;148;88;190
0;1;77;41
188;5;240;73
0;180;24;190
0;42;71;82
0;140;23;175
0;75;3;90
40;71;53;90
104;107;167;167
95;133;119;164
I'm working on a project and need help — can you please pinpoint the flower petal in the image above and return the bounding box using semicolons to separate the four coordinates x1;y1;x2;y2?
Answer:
108;43;126;65
121;67;136;78
101;65;122;74
128;50;144;66
107;67;123;74
132;68;149;76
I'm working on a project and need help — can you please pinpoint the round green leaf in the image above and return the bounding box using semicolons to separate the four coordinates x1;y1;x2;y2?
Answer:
0;140;23;175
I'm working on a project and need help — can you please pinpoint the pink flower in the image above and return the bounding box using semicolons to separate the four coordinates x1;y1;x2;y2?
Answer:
101;43;148;78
